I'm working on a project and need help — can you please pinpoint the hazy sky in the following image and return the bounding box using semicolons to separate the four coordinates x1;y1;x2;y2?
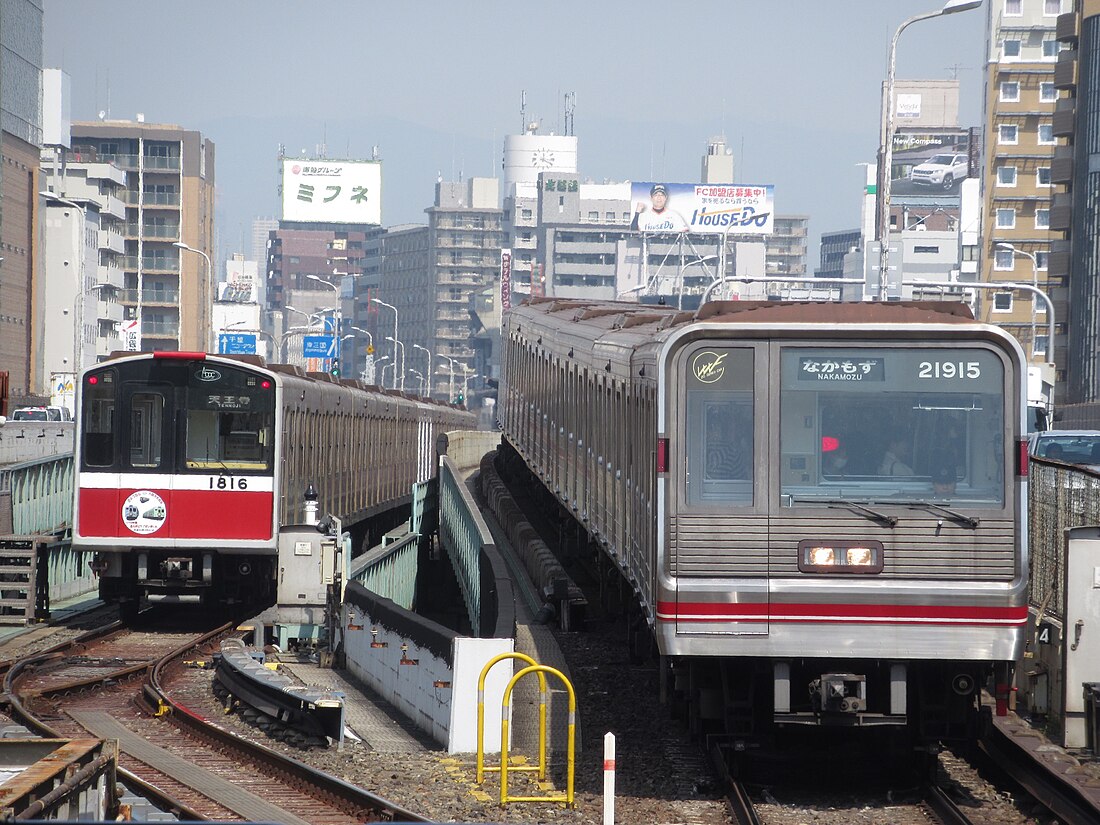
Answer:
44;1;988;265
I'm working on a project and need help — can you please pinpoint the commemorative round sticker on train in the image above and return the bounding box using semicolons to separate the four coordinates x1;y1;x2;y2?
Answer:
122;490;167;535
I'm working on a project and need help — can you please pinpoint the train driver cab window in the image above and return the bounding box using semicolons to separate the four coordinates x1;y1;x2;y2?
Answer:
81;370;117;468
684;347;755;506
184;370;274;472
779;347;1005;507
128;392;164;469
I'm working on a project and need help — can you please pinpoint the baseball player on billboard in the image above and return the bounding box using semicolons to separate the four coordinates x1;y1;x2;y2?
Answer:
631;183;689;233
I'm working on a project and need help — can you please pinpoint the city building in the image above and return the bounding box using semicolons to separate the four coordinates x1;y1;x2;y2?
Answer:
767;216;809;276
817;229;862;278
251;217;278;266
68;119;216;353
981;0;1066;369
39;70;125;403
0;0;43;399
263;223;379;370
375;179;503;400
1051;0;1100;403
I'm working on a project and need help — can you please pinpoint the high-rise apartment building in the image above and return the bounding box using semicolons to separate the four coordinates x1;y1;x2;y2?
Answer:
0;0;43;399
68;120;215;353
376;179;503;400
982;0;1067;369
1046;1;1100;402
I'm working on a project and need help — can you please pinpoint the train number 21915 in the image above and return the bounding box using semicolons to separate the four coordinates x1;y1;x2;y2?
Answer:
918;361;981;380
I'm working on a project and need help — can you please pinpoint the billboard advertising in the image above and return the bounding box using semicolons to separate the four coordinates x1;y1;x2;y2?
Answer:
629;182;774;235
888;128;976;207
500;249;512;312
281;160;382;225
219;259;258;303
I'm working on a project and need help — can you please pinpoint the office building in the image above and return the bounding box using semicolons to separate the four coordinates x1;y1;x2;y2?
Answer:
68;119;215;353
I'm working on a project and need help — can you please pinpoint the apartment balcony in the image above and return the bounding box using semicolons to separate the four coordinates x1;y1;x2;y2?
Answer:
97;153;140;170
1049;239;1070;279
96;264;125;289
123;223;180;240
1056;11;1078;45
120;256;180;273
96;298;124;324
81;162;127;187
1053;98;1076;137
101;194;126;221
1051;145;1075;185
142;321;180;339
1049;192;1073;231
142;155;181;172
1054;49;1078;91
97;228;125;255
119;190;181;207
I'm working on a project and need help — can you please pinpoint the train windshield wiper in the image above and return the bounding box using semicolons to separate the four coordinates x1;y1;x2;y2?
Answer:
793;497;898;527
907;501;980;529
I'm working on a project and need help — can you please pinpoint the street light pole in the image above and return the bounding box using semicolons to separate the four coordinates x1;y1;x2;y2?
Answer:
440;354;457;402
412;344;432;398
370;298;399;390
385;336;405;392
351;325;375;384
876;0;983;301
408;369;424;396
996;243;1042;359
173;242;213;350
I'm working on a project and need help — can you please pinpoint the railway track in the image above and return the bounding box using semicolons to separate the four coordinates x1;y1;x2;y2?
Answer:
1;611;428;823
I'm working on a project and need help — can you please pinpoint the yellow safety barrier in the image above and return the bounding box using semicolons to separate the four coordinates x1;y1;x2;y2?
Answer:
500;665;575;808
476;652;547;784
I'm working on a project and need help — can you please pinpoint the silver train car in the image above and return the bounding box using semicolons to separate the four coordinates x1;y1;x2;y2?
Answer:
500;299;1028;740
74;351;475;613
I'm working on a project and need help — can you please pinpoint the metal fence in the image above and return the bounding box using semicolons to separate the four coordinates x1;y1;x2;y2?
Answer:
1028;458;1100;621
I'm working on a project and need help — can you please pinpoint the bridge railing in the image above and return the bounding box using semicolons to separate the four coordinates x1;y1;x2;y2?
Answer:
0;452;96;620
1028;458;1100;622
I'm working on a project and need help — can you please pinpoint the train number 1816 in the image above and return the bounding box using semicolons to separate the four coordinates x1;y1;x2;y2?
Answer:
918;361;981;380
209;476;247;490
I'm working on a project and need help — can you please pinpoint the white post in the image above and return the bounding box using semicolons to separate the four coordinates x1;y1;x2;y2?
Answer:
603;732;615;825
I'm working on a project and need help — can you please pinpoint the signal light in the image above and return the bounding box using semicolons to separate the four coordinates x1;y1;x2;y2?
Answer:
330;358;340;378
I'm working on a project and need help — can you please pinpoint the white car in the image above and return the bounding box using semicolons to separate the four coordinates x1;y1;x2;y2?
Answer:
909;153;969;190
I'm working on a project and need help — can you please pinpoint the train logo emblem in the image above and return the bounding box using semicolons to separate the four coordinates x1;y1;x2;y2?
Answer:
692;351;727;384
122;491;166;535
195;366;222;382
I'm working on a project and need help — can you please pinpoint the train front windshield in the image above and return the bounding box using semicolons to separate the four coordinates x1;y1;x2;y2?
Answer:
779;347;1006;506
80;359;275;474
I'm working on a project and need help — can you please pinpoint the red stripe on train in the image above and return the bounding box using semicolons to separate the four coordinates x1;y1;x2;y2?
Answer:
657;600;1027;624
78;488;273;540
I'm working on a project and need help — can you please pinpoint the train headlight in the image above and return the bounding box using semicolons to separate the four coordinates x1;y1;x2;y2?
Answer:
799;540;884;573
846;546;874;566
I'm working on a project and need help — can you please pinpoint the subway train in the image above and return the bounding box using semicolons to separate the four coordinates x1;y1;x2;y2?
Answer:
73;351;475;614
500;298;1028;742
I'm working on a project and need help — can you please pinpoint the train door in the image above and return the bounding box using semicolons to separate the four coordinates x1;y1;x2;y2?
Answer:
673;342;770;637
120;382;174;534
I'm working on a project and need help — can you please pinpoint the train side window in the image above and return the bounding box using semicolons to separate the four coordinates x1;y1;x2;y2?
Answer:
82;372;117;468
129;392;164;469
684;348;755;506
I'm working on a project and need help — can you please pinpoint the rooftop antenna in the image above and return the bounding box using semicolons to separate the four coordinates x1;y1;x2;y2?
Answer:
564;91;576;137
520;90;527;135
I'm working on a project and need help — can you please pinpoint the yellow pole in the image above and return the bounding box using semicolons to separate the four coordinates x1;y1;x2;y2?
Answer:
500;665;576;808
476;652;547;783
